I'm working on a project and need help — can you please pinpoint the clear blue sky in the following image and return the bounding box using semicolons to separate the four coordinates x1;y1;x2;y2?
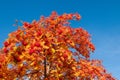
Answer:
0;0;120;79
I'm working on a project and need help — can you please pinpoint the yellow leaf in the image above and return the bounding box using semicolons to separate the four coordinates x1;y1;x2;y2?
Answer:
50;70;57;73
68;53;72;60
60;57;64;61
30;62;34;66
40;41;45;46
26;44;30;49
44;46;49;49
59;74;63;77
13;46;17;51
72;67;76;70
74;72;80;77
46;32;51;37
70;41;75;47
19;63;23;67
34;67;38;70
19;55;24;59
40;41;49;49
51;48;55;53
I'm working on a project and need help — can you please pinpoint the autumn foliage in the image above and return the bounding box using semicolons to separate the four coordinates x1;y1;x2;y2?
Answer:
0;12;115;80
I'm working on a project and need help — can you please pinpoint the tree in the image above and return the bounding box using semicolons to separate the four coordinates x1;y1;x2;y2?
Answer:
0;11;115;80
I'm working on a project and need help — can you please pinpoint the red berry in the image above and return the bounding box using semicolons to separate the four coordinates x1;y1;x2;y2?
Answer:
58;63;62;67
18;51;22;55
35;42;40;47
16;58;21;62
59;16;63;19
37;31;42;36
22;41;27;46
23;22;32;28
47;52;52;55
23;22;29;26
63;53;68;59
0;54;5;62
30;44;34;49
58;29;63;34
3;48;8;53
28;24;32;28
0;64;2;68
14;56;21;62
75;13;81;20
4;41;9;47
29;49;35;55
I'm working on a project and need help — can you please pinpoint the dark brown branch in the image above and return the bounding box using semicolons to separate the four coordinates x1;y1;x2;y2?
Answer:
44;58;47;79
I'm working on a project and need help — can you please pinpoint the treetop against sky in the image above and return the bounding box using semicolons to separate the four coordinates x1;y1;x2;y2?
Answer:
0;11;116;80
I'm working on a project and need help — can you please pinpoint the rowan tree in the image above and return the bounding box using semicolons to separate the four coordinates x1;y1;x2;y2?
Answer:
0;11;115;80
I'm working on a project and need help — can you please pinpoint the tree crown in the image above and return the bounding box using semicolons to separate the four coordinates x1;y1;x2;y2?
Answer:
0;11;115;80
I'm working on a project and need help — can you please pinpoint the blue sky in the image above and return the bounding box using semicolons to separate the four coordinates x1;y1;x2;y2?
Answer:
0;0;120;79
